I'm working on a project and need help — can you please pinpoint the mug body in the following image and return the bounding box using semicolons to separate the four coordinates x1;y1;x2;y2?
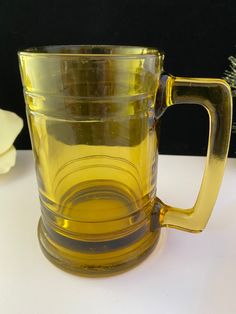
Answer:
19;45;164;275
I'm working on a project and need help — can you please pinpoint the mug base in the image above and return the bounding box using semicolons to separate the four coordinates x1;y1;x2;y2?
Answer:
37;218;161;277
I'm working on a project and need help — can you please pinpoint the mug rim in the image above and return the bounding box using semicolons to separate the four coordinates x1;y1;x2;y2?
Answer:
18;44;164;58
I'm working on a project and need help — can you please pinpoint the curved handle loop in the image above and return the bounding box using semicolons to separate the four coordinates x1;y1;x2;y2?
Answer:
158;74;232;232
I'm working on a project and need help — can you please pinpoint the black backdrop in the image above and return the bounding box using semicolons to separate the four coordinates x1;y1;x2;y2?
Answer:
1;0;235;155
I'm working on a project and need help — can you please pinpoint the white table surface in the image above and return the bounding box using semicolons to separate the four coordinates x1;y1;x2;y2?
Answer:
0;151;236;314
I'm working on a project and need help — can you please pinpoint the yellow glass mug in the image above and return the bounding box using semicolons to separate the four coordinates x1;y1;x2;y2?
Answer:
18;45;232;276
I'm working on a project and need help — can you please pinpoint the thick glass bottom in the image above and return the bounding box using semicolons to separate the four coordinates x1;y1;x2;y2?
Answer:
38;218;161;277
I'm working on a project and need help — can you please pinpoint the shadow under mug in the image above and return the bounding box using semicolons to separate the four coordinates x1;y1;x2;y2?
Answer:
18;45;232;276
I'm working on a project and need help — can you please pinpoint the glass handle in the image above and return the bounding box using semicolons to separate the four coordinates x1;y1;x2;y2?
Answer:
158;74;232;232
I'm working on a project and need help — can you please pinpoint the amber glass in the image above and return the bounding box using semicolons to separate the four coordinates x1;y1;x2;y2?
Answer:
18;45;232;276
